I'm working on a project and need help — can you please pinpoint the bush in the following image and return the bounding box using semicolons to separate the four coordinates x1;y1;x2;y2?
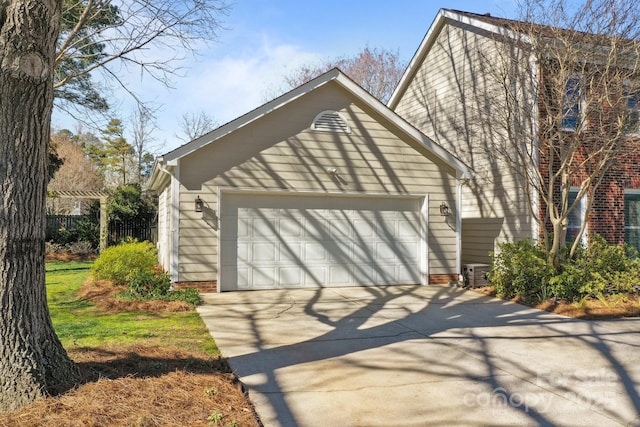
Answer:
77;216;100;248
93;241;201;307
127;269;171;298
119;269;201;306
489;234;640;304
91;241;158;286
489;239;554;303
573;235;640;297
163;288;201;306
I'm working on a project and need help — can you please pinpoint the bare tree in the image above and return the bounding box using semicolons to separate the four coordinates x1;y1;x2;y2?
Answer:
48;129;105;213
130;104;158;183
280;46;406;103
477;0;640;268
177;109;217;142
55;0;230;117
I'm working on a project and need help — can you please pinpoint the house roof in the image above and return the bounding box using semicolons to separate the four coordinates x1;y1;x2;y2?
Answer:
148;68;473;190
388;8;639;109
388;9;524;110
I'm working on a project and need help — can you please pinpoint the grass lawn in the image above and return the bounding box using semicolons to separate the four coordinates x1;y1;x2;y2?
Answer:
0;260;259;427
47;260;217;353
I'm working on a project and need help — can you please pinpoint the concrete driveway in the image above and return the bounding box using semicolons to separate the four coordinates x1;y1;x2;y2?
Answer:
197;285;640;426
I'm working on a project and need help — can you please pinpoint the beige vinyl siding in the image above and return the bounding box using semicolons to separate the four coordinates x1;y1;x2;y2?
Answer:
394;20;535;258
176;81;458;282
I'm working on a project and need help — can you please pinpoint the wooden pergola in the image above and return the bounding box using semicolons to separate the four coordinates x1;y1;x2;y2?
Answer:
47;190;109;252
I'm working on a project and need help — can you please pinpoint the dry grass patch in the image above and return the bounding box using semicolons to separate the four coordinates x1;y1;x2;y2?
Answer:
0;262;262;426
1;345;260;427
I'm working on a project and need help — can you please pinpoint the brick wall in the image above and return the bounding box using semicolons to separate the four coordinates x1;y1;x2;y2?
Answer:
429;274;460;285
536;67;640;246
173;280;217;293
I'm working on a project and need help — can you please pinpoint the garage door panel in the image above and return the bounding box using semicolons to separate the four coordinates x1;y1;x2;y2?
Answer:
329;264;352;285
329;219;350;238
376;243;400;261
396;241;421;258
327;242;351;263
220;193;426;290
352;243;375;261
252;242;276;262
236;242;249;261
305;242;328;262
280;267;303;287
398;219;419;237
252;267;277;289
397;265;421;283
352;265;375;284
251;217;277;238
280;242;303;263
279;218;304;237
237;267;249;289
304;268;326;287
352;218;376;238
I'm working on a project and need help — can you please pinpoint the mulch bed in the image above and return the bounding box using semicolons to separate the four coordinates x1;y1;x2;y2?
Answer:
471;286;640;319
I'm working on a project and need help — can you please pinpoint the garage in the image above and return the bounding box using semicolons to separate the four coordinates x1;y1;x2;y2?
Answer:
219;191;428;291
148;69;472;289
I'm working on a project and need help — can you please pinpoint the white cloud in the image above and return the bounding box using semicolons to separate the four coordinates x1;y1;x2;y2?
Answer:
151;37;322;151
52;36;323;154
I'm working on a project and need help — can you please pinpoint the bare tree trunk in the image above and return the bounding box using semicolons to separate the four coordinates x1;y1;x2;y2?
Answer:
0;0;79;411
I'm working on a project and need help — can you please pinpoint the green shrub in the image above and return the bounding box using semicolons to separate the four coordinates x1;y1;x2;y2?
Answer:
488;239;554;303
574;235;640;297
489;234;640;304
91;241;158;286
164;288;201;306
76;216;100;248
119;270;201;306
128;269;171;298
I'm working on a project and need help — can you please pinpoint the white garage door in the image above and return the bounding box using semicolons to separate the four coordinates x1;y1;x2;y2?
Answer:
219;192;427;291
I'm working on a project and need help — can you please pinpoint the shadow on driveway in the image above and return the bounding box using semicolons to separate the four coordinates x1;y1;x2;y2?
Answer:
198;285;640;426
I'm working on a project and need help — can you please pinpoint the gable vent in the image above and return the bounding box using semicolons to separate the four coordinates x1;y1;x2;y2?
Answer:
312;110;351;133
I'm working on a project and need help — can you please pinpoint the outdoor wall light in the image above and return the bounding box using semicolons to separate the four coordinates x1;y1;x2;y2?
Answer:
326;167;338;175
440;202;450;216
195;195;204;213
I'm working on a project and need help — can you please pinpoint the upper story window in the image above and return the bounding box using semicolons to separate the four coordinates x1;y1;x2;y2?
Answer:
312;111;351;133
562;76;582;131
625;92;640;135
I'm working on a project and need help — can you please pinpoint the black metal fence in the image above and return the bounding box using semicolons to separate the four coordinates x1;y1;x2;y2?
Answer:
46;214;154;247
108;217;154;245
46;215;87;237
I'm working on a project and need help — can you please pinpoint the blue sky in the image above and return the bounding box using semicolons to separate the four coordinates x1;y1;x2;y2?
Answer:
52;0;517;153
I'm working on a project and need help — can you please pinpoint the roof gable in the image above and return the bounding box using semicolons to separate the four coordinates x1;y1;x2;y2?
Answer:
388;9;521;110
388;8;638;109
148;68;473;190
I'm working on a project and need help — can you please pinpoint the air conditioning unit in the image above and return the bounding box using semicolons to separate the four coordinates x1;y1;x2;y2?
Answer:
462;264;490;288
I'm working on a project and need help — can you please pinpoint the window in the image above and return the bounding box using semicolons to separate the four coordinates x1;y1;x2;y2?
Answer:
625;191;640;253
566;188;587;246
625;92;640;135
311;111;350;133
562;76;582;131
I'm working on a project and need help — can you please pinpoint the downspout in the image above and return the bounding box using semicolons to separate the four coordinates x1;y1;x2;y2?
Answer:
457;171;474;282
456;178;463;282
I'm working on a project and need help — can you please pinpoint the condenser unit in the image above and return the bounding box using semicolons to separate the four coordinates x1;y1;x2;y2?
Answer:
462;264;490;288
